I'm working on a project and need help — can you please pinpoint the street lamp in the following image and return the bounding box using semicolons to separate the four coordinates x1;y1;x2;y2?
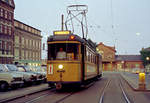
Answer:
146;57;150;73
146;57;150;61
121;61;125;73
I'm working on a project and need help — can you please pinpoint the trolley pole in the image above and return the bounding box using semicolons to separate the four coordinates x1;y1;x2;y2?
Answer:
61;14;64;31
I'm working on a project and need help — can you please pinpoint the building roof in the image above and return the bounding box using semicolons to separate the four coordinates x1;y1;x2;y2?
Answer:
97;42;116;52
0;0;15;8
115;55;142;61
14;19;41;32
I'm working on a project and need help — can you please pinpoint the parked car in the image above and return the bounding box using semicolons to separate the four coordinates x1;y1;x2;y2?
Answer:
24;65;45;83
0;64;24;91
17;65;37;82
35;66;47;82
4;64;36;86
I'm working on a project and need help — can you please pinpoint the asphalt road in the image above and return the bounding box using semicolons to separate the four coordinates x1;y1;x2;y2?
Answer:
3;72;150;103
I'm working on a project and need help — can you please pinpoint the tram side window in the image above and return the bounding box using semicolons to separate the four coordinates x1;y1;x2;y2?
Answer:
48;43;79;60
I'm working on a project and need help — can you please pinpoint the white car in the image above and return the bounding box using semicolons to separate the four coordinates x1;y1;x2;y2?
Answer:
0;64;24;91
4;64;37;86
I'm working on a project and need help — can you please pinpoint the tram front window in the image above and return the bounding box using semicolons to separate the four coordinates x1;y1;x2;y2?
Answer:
48;43;79;60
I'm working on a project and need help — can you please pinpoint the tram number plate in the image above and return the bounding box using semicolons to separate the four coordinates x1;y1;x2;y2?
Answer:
48;64;53;74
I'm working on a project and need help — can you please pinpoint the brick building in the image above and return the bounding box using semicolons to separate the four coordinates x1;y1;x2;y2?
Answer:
0;0;15;64
97;42;144;71
14;19;42;66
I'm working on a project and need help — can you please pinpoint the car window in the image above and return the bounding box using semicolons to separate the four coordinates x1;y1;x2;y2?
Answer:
6;64;18;71
0;65;4;72
24;66;32;72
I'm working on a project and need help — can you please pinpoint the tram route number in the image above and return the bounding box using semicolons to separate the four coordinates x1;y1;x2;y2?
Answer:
48;64;53;74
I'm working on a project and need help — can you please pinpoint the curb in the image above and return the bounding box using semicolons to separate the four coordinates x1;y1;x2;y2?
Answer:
120;74;150;92
0;87;51;103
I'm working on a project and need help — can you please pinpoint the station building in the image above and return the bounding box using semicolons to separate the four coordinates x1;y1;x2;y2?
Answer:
0;0;15;64
14;19;42;66
97;42;144;71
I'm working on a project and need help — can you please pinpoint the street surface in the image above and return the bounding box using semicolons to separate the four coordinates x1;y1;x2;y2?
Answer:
1;72;150;103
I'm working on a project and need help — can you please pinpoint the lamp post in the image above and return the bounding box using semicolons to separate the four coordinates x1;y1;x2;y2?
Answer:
121;61;125;73
146;57;150;73
146;57;150;61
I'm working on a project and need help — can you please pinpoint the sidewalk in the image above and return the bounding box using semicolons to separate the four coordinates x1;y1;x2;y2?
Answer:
0;84;49;102
121;72;150;91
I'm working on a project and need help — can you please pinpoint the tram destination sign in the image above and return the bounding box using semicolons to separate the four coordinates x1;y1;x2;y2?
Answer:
54;31;71;35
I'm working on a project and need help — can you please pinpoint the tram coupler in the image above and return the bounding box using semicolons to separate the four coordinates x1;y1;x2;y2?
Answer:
55;82;62;90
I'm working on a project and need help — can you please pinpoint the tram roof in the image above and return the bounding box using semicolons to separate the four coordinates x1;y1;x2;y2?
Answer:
47;34;85;43
47;34;97;52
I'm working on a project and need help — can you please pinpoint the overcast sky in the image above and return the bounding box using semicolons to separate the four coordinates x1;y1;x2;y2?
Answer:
14;0;150;58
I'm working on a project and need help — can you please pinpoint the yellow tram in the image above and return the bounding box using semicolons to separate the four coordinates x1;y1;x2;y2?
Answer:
47;30;102;89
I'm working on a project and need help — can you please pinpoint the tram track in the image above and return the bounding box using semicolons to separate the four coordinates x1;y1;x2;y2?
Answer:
99;73;132;103
0;87;53;103
99;79;111;103
119;76;131;103
4;86;81;103
1;81;96;103
24;89;78;103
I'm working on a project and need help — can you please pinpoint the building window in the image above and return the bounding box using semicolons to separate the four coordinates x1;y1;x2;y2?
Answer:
9;45;11;51
0;8;3;17
14;48;19;60
22;37;24;45
26;51;28;59
4;25;7;34
31;29;34;33
21;50;24;60
36;52;38;60
28;27;31;32
11;13;13;20
0;40;2;50
8;12;11;20
20;24;23;29
25;25;27;31
30;39;32;47
15;36;19;44
39;52;41;60
39;42;41;50
28;51;30;59
5;10;7;19
0;24;2;33
8;27;11;35
5;42;7;51
36;41;38;49
26;39;28;47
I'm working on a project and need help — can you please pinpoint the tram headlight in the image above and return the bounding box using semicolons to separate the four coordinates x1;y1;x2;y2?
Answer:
58;64;63;69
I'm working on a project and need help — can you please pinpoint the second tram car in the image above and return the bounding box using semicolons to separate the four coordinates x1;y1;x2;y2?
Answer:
47;31;102;89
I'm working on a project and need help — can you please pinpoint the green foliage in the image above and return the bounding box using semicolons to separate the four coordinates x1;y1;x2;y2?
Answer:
140;48;150;67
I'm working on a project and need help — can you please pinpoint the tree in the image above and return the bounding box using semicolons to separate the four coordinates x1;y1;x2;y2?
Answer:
140;47;150;67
